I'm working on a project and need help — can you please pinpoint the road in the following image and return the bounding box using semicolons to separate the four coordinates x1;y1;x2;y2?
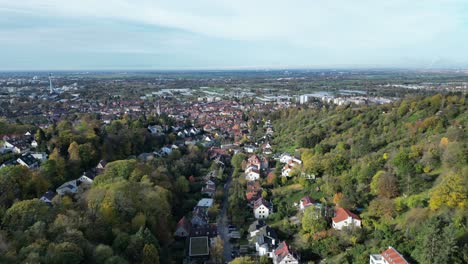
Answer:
217;169;233;263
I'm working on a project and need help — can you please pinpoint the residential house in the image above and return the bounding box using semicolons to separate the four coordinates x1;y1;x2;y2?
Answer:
40;191;56;205
370;246;409;264
250;224;278;258
332;208;362;230
174;216;191;237
78;172;94;184
96;160;107;173
281;159;301;177
201;180;216;197
254;198;271;219
190;224;218;238
191;209;209;228
56;180;78;196
197;198;214;208
248;220;266;238
245;166;261;181
31;152;48;162
273;241;300;264
299;196;317;211
17;153;39;169
247;155;261;169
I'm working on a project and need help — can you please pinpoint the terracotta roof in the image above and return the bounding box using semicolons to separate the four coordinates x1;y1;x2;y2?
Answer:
274;241;290;257
381;247;409;264
332;208;361;223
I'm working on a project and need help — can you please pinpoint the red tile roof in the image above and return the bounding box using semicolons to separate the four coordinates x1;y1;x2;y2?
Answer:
274;241;290;257
332;208;361;223
381;247;409;264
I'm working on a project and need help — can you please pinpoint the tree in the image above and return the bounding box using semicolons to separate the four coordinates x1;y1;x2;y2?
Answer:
94;244;113;264
68;141;81;162
142;244;159;264
231;153;247;169
174;176;189;194
412;217;458;264
230;256;256;264
2;199;52;232
210;236;224;264
46;242;84;264
370;171;399;198
429;170;467;210
302;206;328;234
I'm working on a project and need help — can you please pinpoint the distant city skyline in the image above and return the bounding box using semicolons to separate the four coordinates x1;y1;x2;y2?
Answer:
0;0;467;70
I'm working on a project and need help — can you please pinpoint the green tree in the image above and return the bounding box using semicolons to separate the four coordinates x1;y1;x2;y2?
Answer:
94;244;113;264
412;217;458;264
2;199;52;232
46;242;84;264
302;206;328;234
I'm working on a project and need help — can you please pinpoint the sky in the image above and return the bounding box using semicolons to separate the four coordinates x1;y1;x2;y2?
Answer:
0;0;467;70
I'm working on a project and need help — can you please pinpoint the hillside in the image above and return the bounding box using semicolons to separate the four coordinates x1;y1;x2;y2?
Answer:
266;94;467;263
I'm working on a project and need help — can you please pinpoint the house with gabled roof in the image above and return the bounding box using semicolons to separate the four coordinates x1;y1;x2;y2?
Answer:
332;208;362;230
273;241;299;264
40;191;56;205
17;153;39;169
254;198;271;219
299;196;318;211
174;216;191;237
370;246;409;264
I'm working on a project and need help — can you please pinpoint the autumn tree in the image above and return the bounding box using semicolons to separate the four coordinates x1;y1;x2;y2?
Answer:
210;236;224;264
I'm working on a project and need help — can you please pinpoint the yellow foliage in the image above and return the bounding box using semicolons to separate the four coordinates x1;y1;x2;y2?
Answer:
383;153;389;160
439;137;449;147
333;192;343;205
429;171;467;210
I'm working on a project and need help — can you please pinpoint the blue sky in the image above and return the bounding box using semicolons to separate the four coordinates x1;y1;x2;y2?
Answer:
0;0;467;70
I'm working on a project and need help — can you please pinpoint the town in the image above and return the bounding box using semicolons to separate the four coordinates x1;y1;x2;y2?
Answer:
0;70;466;264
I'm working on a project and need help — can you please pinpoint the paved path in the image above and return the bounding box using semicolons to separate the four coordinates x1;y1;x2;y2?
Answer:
218;170;233;262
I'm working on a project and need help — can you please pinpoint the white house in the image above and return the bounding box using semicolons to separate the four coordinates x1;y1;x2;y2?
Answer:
369;246;409;264
245;166;261;181
279;153;293;164
273;242;299;264
251;225;278;258
332;208;362;230
254;198;271;219
31;140;38;148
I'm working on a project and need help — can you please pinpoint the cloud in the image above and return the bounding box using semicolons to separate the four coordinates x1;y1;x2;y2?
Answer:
0;0;466;69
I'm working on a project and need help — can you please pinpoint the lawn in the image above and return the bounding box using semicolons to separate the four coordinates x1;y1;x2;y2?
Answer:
189;237;209;256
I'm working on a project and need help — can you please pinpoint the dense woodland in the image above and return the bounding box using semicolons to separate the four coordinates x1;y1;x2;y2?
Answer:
257;93;466;263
